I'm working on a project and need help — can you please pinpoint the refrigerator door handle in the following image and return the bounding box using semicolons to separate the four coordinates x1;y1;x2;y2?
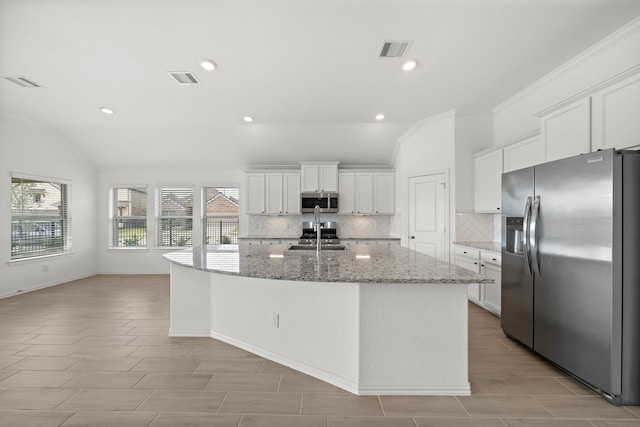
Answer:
530;195;541;276
523;196;532;275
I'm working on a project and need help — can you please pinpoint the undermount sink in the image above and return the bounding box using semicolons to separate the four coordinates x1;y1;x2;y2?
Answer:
288;244;347;251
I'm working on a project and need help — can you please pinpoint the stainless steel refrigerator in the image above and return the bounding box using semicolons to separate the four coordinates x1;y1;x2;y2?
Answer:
501;148;640;405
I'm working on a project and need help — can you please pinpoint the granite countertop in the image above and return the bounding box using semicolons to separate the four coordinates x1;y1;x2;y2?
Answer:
454;241;501;253
163;243;492;284
238;236;401;241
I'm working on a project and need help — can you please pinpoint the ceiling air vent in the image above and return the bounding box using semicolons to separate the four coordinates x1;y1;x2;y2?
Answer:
5;76;42;88
378;40;412;58
168;71;200;85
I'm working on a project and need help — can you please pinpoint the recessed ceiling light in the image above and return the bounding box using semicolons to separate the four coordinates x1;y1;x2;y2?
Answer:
402;60;418;71
100;107;115;115
375;114;385;121
200;59;217;71
243;116;254;123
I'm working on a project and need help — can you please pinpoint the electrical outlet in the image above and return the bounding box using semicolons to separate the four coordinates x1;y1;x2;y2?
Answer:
272;313;279;328
42;265;48;272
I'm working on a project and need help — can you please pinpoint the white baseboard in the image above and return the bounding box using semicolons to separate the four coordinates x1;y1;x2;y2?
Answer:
0;272;96;300
209;330;359;395
168;329;211;337
357;383;471;396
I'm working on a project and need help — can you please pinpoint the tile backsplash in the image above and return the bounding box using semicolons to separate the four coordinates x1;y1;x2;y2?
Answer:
247;214;391;238
456;212;501;243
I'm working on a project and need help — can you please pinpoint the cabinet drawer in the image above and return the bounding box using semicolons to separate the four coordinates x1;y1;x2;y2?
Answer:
456;257;481;274
455;246;480;259
481;251;501;266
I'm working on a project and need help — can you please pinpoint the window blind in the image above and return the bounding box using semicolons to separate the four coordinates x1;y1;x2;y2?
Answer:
11;176;71;259
111;187;147;247
156;188;193;247
203;187;240;245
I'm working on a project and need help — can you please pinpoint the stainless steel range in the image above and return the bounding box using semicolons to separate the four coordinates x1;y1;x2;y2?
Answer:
298;221;340;245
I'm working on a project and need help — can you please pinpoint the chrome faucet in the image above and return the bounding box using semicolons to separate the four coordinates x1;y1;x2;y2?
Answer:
314;204;321;253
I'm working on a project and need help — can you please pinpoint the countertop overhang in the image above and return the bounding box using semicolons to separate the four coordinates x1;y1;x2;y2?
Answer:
163;243;492;284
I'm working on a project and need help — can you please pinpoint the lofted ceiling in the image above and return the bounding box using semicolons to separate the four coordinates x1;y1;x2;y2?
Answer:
2;0;640;171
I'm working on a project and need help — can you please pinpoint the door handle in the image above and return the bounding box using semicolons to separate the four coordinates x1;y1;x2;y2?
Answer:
523;196;532;275
410;236;415;239
529;195;541;276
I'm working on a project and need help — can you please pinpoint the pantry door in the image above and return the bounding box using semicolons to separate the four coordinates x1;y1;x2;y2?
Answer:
408;172;449;262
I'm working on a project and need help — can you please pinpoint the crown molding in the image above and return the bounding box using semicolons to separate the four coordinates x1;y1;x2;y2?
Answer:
534;63;640;117
494;16;640;114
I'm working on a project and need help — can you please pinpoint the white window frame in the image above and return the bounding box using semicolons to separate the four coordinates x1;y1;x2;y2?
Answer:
155;187;194;248
10;173;71;261
202;187;240;246
109;186;148;249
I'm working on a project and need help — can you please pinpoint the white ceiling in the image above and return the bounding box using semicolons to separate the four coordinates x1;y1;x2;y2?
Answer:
2;0;640;171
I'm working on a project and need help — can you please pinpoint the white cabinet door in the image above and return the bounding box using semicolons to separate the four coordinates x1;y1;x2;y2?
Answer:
481;261;501;316
265;173;283;215
374;172;395;214
455;257;481;303
592;73;640;151
503;136;545;172
319;164;338;192
246;173;265;215
541;98;591;162
300;164;319;192
283;173;301;215
475;150;503;213
301;163;338;192
338;173;355;214
355;173;373;214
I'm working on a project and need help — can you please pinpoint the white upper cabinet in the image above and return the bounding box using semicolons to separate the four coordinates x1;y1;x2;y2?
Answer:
355;173;373;215
503;135;545;173
474;150;503;213
339;171;394;215
265;173;284;214
246;173;266;214
591;72;640;151
283;173;301;215
539;97;591;162
300;162;338;192
246;172;300;215
338;172;356;214
373;172;395;215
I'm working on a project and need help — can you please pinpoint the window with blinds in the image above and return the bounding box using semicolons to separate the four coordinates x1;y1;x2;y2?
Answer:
156;188;193;247
11;176;71;260
203;187;239;245
111;187;147;247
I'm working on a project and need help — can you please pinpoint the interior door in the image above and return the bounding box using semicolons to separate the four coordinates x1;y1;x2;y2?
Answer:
408;173;448;261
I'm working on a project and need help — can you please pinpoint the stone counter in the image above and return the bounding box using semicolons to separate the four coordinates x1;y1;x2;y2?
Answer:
163;243;491;284
453;241;501;253
165;243;485;396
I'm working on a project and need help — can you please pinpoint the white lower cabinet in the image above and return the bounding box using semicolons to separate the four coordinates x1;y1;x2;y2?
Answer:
455;244;501;316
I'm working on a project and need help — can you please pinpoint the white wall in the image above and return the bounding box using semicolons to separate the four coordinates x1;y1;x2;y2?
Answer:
97;168;243;274
0;112;98;298
494;17;640;145
391;110;492;260
391;111;456;252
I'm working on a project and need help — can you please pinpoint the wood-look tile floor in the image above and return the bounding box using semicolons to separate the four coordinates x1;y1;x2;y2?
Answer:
0;274;638;427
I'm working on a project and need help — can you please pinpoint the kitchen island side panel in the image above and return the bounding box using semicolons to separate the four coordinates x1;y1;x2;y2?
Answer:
209;274;361;392
358;283;470;395
169;264;212;336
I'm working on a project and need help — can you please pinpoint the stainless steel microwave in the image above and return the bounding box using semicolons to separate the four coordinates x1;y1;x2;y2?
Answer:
301;192;339;213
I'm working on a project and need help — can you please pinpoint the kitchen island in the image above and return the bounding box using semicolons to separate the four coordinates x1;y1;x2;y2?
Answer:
164;243;491;396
